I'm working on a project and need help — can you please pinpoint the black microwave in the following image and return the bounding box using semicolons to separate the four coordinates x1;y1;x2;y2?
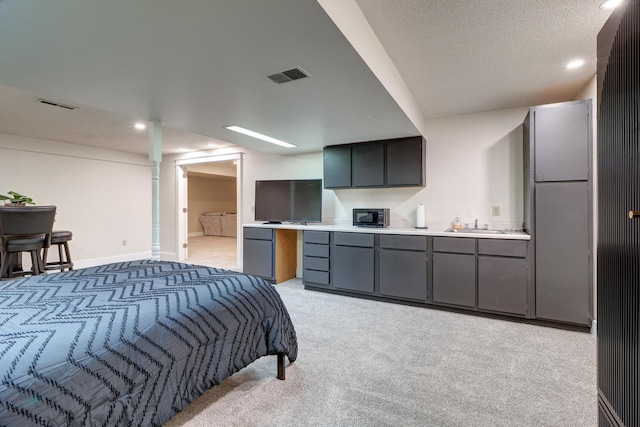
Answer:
353;208;390;228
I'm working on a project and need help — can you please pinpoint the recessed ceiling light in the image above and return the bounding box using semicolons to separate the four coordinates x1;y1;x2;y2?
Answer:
225;125;297;148
178;148;188;152
566;59;585;69
208;143;217;147
600;0;622;10
134;122;146;130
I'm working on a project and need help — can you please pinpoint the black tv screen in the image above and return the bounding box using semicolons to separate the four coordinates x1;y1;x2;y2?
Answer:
255;179;322;223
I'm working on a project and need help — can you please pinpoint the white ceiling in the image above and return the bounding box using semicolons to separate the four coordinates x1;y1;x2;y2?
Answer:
0;0;614;156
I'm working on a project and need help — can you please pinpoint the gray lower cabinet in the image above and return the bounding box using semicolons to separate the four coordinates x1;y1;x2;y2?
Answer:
378;234;427;301
478;257;527;315
477;239;528;316
432;252;476;308
432;237;476;308
303;231;331;287
332;232;374;293
243;228;273;280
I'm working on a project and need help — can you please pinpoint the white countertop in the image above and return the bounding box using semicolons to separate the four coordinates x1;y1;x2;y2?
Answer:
242;223;530;240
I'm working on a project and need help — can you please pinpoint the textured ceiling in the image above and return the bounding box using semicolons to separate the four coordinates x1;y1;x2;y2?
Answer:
0;0;615;155
355;0;613;118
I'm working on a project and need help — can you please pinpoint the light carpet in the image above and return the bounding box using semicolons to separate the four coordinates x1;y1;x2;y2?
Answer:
186;236;238;271
165;278;596;427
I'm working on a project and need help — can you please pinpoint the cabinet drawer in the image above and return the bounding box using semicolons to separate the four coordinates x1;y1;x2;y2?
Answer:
379;234;427;251
304;269;330;285
432;237;476;254
478;239;527;257
304;256;329;271
243;227;273;240
304;243;329;258
304;230;330;244
334;232;374;247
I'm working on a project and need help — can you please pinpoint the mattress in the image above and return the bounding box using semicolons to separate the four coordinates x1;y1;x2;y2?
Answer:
0;260;298;426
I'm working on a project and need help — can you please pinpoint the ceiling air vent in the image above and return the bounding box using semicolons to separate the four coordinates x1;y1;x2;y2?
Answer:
266;67;310;84
37;98;78;110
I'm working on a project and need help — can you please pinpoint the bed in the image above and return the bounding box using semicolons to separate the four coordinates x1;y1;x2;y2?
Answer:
0;260;298;425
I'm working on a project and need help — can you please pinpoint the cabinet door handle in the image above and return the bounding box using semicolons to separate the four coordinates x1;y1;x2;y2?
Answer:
629;211;640;219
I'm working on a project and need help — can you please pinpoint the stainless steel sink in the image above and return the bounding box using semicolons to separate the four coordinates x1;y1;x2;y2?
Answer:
445;228;505;234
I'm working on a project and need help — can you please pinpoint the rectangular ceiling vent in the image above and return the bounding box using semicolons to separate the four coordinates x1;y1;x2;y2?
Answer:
266;67;310;84
37;98;78;110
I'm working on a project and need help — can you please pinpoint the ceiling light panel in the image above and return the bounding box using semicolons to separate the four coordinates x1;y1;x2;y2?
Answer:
225;125;297;148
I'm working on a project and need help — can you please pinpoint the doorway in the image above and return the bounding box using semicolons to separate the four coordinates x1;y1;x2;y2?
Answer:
175;153;243;270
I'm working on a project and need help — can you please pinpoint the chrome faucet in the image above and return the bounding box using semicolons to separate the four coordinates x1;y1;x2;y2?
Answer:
474;219;478;229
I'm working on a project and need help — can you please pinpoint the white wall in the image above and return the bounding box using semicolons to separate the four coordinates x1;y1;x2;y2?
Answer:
159;106;529;260
0;133;151;267
324;106;529;231
159;147;323;260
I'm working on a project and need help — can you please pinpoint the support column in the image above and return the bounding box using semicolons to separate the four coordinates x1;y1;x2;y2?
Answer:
149;120;162;260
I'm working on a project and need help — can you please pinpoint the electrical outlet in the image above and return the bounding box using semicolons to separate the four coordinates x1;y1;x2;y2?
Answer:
122;240;127;246
492;206;500;216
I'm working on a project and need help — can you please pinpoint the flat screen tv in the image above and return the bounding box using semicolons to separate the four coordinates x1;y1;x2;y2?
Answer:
255;179;322;224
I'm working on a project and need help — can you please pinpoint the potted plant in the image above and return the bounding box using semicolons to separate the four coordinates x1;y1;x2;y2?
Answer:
0;191;35;206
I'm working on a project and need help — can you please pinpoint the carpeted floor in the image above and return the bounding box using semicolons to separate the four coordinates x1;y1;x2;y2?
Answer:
186;236;238;271
164;278;596;427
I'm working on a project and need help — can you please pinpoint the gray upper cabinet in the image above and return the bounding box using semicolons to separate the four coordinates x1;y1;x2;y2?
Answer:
352;142;384;187
533;100;590;182
323;145;351;188
323;136;425;189
386;137;425;186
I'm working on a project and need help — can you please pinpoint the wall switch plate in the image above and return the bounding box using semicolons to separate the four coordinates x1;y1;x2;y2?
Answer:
492;206;500;216
251;205;255;213
122;240;127;246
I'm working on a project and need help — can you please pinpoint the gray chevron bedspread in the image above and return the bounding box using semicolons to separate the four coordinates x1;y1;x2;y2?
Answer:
0;260;298;426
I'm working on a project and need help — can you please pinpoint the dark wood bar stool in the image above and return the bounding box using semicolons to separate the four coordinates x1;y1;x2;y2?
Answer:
0;206;57;279
43;230;73;272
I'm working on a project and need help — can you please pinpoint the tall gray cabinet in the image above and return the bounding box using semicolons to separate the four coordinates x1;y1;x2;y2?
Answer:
524;99;593;327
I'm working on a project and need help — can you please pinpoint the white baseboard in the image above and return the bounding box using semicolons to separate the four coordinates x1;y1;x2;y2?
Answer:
188;232;204;238
160;252;179;262
73;251;153;269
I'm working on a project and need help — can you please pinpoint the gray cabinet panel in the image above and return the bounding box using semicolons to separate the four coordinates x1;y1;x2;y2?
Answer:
352;142;384;187
242;238;273;279
304;256;329;271
535;181;590;325
379;234;427;251
478;257;528;315
433;237;475;254
386;137;425;186
244;227;273;240
334;232;374;247
303;243;329;258
304;269;329;285
303;230;330;244
323;145;351;188
534;101;589;182
379;249;427;301
478;239;527;257
333;246;374;293
432;252;476;307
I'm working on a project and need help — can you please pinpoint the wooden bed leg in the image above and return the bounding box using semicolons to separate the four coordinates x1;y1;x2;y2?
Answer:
277;352;285;380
